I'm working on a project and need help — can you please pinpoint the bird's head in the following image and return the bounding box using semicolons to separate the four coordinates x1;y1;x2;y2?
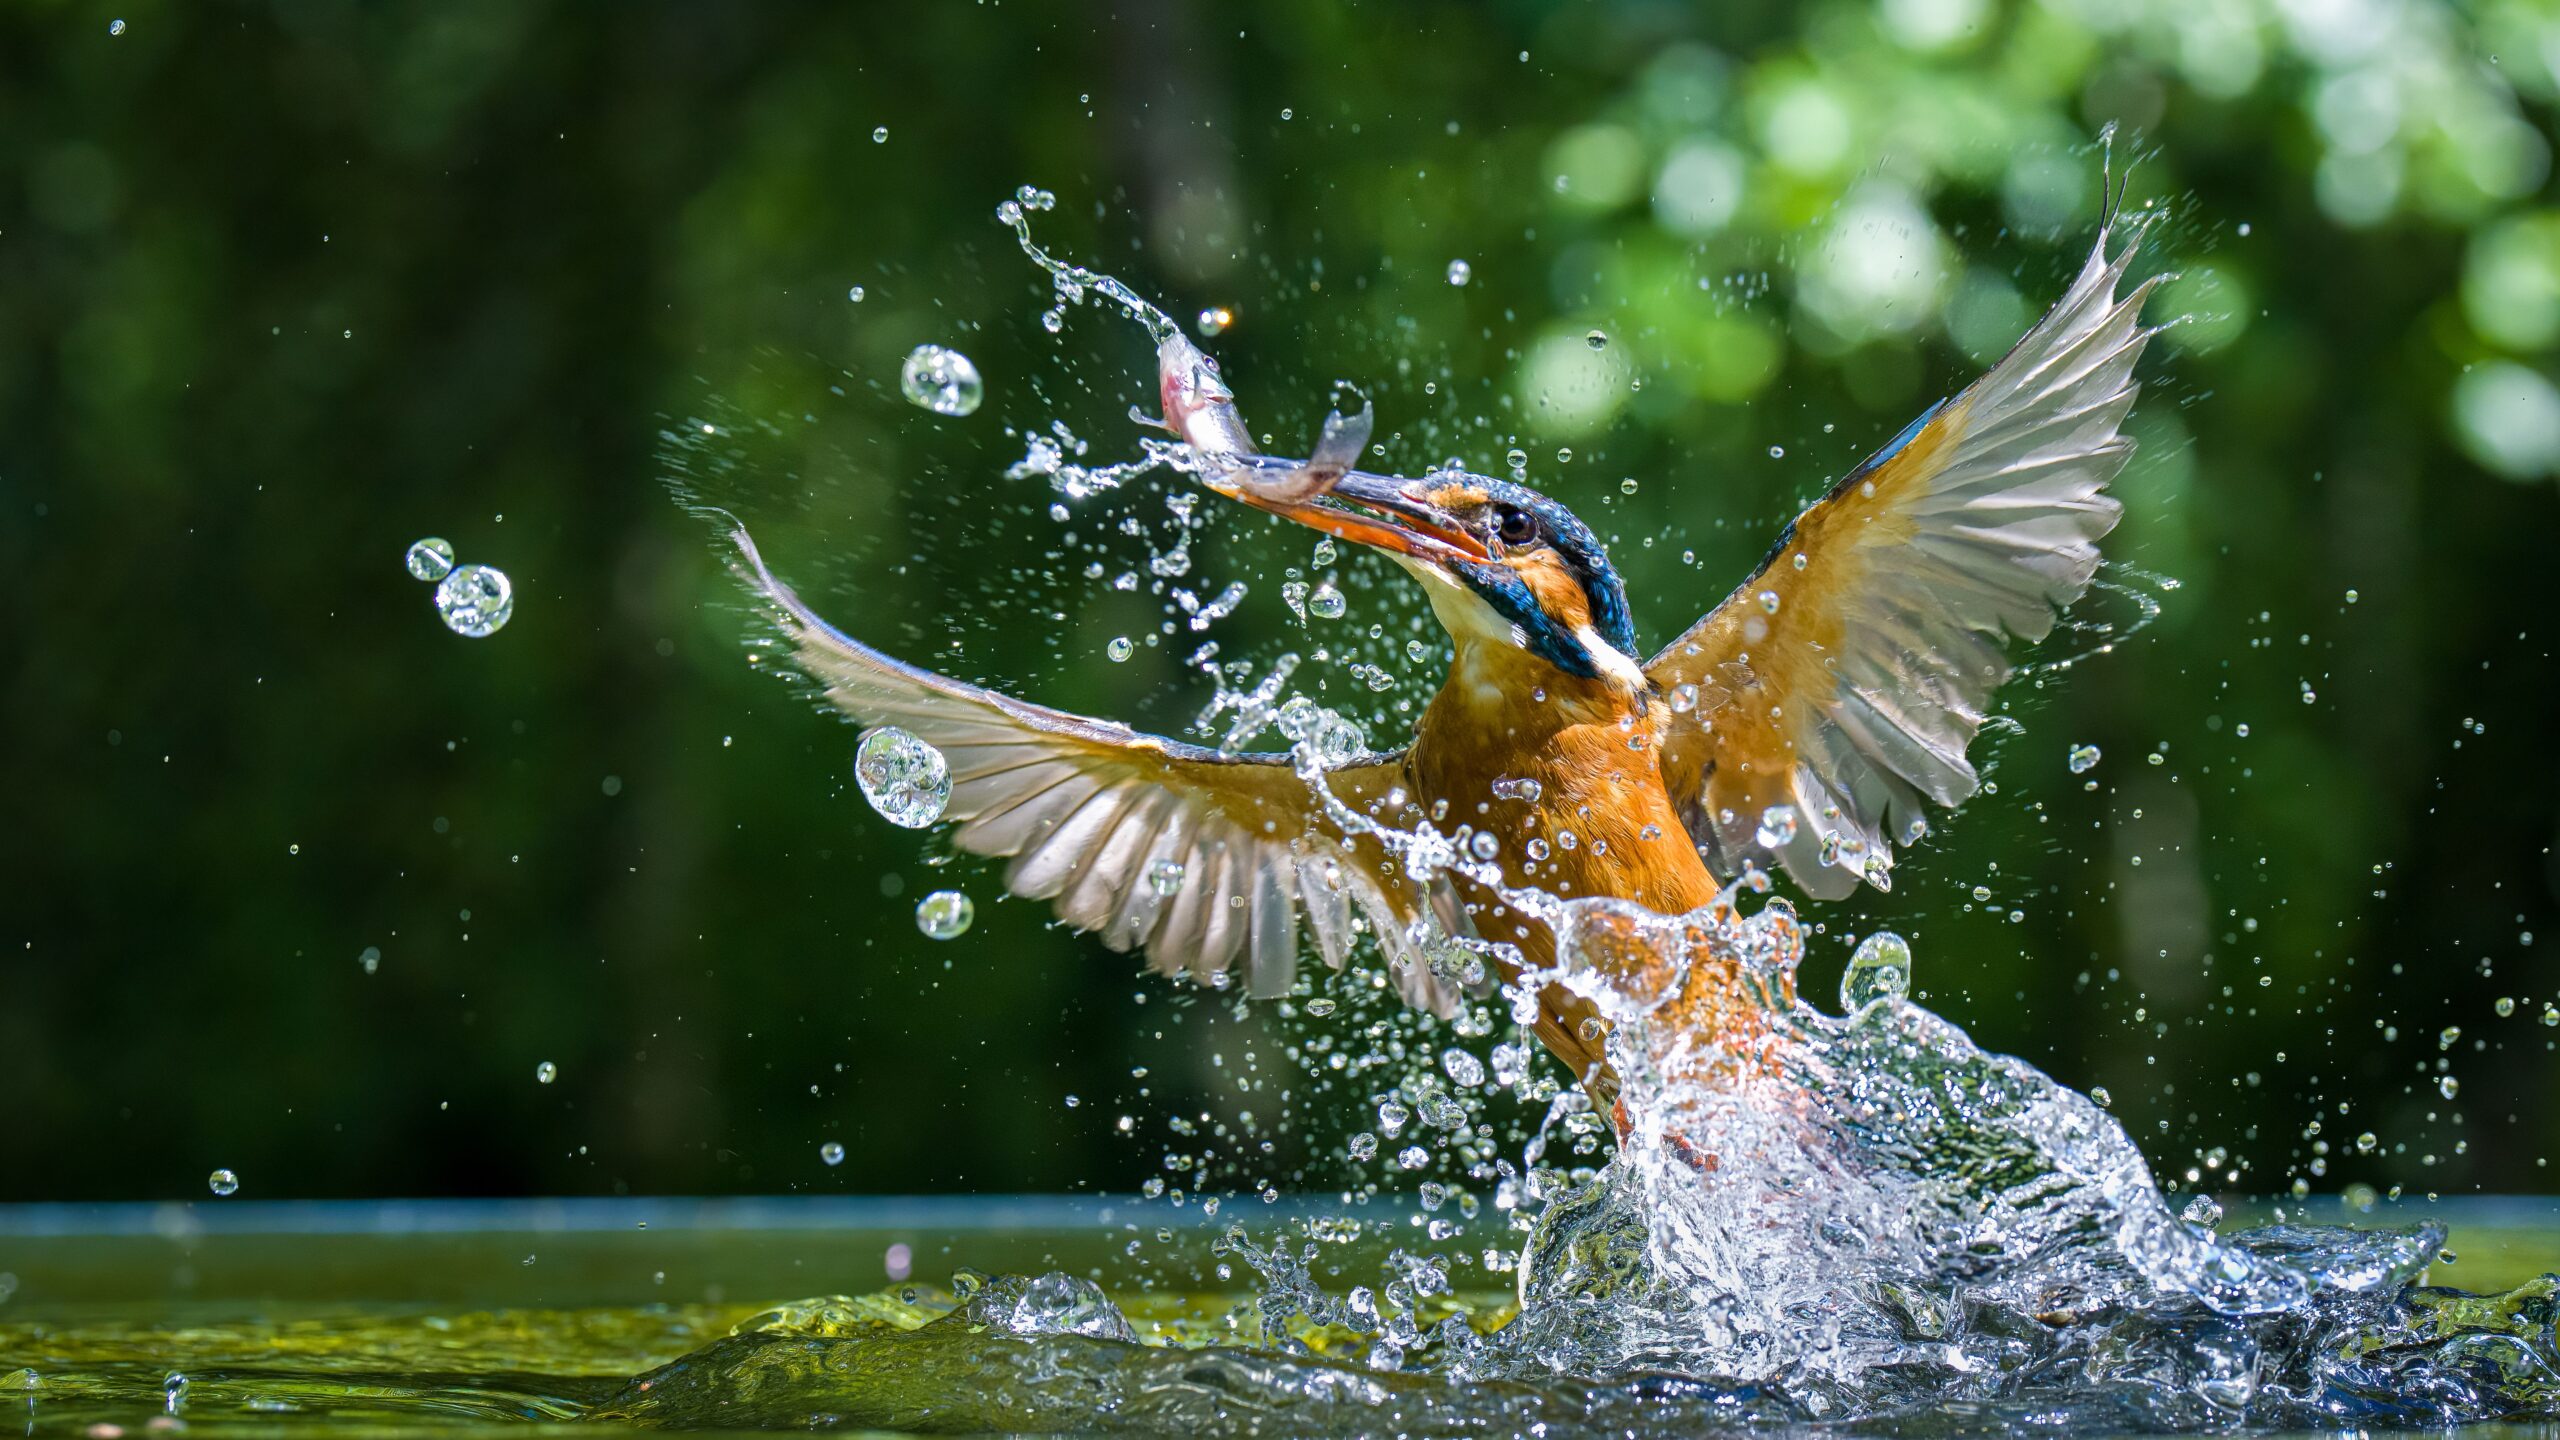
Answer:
1216;468;1644;690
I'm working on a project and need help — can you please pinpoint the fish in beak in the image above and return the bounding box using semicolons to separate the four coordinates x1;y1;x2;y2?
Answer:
1135;334;1253;458
1139;333;1489;566
1208;468;1492;568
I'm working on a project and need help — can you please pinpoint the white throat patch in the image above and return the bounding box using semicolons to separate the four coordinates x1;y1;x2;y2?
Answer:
1396;554;1647;692
1575;624;1649;692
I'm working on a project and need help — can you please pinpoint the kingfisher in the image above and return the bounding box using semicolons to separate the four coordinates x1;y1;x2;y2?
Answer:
732;223;2157;1096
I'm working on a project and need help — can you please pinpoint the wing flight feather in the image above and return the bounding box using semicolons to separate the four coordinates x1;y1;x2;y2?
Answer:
730;526;1469;1011
1650;222;2160;897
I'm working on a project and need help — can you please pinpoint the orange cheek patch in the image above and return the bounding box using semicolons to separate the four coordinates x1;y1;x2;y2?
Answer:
1514;555;1594;633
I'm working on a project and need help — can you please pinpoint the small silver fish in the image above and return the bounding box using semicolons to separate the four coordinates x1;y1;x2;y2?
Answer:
1136;334;1252;460
1137;334;1374;502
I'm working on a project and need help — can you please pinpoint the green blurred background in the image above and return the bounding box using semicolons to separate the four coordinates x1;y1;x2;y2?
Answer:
4;0;2557;1205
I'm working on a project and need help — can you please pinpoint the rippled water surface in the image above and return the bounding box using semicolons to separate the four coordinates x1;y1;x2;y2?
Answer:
4;1194;2557;1438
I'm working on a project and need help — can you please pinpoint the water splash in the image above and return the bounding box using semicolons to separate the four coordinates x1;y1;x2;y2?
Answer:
606;898;2560;1432
994;186;1180;344
1472;897;2556;1427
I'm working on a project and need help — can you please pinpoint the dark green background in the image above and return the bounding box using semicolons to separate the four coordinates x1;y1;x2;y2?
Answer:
5;0;2556;1204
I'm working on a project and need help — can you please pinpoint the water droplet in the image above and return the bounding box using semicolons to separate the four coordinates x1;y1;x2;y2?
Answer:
1841;931;1912;1011
2439;1026;2463;1050
916;889;975;940
2068;743;2103;774
1504;447;1528;474
820;1141;846;1166
108;17;126;35
404;537;453;581
1446;259;1472;286
1443;1048;1486;1088
1619;477;1638;495
1196;306;1234;337
1147;859;1186;897
1279;107;1293;120
1305;997;1337;1017
2181;1195;2224;1228
1555;447;1573;464
2357;1131;2379;1153
535;1061;558;1084
1755;804;1799;849
1107;636;1134;662
1307;580;1346;620
2235;723;2251;738
855;726;951;828
1491;776;1543;802
2495;997;2516;1017
359;945;381;974
872;126;888;143
1584;329;1608;350
1667;683;1699;714
207;1169;239;1198
2344;589;2359;604
2544;1004;2558;1027
1768;445;1784;459
2439;1075;2460;1099
434;563;513;637
2091;1086;2113;1108
1757;590;1781;615
899;344;984;416
1469;831;1499;861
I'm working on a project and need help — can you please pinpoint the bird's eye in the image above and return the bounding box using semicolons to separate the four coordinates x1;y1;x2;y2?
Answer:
1494;505;1539;547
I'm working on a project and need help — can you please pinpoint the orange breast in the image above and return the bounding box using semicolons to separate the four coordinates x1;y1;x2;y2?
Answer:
1406;648;1748;1096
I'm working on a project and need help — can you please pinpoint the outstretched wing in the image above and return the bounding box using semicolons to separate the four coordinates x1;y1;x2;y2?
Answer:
731;527;1468;1012
1650;224;2160;898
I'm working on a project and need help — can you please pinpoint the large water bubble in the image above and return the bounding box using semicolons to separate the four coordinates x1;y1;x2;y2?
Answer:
900;344;984;417
1838;929;1911;1010
434;563;513;637
403;537;454;582
854;727;949;828
915;889;974;940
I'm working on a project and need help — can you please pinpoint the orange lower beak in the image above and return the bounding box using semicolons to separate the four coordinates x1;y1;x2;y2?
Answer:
1207;470;1491;568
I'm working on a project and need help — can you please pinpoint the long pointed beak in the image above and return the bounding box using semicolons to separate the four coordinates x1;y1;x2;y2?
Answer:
1206;469;1492;567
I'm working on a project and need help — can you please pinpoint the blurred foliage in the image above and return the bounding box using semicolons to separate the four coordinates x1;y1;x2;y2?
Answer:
3;0;2557;1207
